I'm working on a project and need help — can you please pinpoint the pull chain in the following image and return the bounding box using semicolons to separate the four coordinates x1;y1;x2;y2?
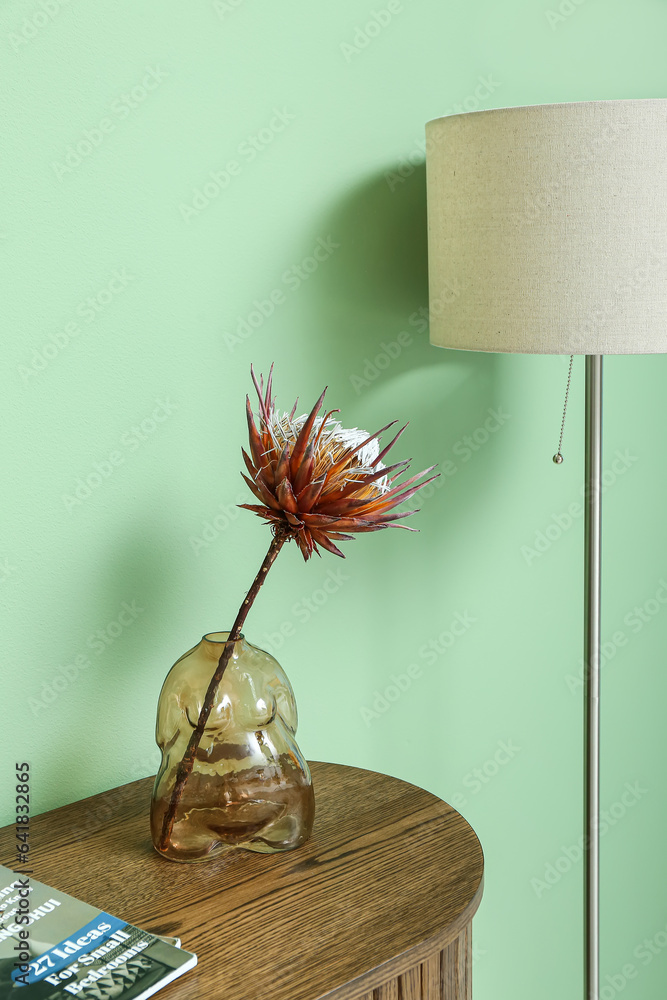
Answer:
553;355;574;464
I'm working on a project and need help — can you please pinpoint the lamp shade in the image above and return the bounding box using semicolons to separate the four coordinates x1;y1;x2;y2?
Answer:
426;99;667;354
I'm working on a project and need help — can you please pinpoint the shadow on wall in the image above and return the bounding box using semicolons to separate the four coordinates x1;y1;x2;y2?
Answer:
310;161;431;369
298;161;496;409
36;518;172;804
85;516;185;733
284;162;509;745
318;161;431;326
297;160;502;519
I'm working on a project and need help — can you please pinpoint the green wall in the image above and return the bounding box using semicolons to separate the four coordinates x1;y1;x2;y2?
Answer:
3;1;667;997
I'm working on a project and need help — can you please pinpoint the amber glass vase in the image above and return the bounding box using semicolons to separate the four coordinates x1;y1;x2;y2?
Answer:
150;632;315;862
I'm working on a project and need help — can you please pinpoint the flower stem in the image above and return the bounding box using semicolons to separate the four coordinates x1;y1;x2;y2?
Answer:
158;533;287;852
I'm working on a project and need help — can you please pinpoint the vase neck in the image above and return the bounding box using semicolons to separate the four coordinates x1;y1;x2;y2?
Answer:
200;632;248;660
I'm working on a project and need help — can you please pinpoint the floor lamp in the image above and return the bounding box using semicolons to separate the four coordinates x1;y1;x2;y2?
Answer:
425;99;667;999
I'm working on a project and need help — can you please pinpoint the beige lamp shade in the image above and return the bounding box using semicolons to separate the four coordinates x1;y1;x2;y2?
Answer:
426;99;667;354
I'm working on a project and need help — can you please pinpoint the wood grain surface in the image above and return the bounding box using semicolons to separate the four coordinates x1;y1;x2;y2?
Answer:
0;761;484;999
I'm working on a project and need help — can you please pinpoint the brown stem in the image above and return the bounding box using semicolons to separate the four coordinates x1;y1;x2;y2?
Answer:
158;532;287;852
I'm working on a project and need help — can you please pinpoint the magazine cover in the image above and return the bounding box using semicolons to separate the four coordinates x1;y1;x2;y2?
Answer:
0;866;196;999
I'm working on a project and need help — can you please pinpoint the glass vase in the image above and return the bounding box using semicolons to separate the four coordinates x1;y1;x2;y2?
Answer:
150;632;315;862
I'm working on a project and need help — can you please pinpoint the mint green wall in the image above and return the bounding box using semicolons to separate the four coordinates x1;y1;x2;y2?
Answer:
2;1;667;997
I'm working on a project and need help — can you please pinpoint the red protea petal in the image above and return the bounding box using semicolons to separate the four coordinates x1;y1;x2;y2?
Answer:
292;444;315;495
290;387;327;477
321;420;397;487
318;460;410;506
309;509;418;531
364;458;411;481
245;396;265;470
255;470;280;502
311;408;340;451
241;473;281;511
386;473;439;503
309;528;346;558
374;423;408;467
242;445;275;492
296;477;326;513
301;513;377;530
274;442;292;486
276;477;299;514
251;364;270;423
384;464;438;495
351;475;439;517
261;433;282;478
238;503;283;522
329;522;387;533
365;509;421;524
344;521;418;532
285;511;303;526
264;363;274;415
312;495;380;517
241;447;258;478
355;466;438;508
352;419;398;454
317;466;435;518
295;527;314;561
240;473;268;506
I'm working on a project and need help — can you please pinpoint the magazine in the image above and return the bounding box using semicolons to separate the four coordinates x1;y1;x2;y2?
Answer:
0;865;196;999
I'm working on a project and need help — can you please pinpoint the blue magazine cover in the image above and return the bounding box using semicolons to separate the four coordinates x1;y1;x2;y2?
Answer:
0;866;196;999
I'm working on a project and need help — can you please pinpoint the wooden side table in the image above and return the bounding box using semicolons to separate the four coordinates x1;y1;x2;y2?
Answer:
0;761;483;999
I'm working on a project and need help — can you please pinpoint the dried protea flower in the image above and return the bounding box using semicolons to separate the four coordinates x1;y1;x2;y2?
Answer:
158;364;437;851
240;365;438;559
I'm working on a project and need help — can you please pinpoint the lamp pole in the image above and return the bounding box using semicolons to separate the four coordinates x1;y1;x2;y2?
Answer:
584;354;603;1000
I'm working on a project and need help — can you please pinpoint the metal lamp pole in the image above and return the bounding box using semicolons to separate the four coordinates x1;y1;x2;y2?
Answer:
584;354;603;1000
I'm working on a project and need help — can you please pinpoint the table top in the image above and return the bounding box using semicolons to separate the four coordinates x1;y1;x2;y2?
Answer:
0;761;484;1000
